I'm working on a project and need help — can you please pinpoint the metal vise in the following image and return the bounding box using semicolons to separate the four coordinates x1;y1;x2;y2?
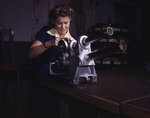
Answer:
49;26;126;85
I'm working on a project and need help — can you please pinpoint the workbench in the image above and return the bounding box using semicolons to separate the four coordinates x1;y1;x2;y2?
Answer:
36;66;150;118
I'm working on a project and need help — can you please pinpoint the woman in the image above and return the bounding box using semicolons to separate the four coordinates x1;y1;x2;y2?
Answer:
29;4;76;77
29;5;77;118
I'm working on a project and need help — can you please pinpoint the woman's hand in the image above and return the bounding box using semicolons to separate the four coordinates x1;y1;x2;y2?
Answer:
46;37;63;47
51;37;61;46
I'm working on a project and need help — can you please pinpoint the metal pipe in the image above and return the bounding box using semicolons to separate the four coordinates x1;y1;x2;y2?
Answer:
83;27;114;46
87;42;127;60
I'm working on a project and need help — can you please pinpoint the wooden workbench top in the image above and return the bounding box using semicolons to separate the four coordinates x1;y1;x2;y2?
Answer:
37;66;150;117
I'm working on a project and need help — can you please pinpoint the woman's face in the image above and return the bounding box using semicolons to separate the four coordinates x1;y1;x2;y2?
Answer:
54;16;71;37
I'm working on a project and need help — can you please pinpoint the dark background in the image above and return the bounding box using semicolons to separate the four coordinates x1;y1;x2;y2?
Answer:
0;0;150;67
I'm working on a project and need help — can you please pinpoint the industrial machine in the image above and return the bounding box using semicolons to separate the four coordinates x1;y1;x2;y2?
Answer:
49;26;127;85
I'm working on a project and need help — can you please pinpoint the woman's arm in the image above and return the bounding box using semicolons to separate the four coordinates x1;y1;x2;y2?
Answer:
28;40;47;59
28;38;61;59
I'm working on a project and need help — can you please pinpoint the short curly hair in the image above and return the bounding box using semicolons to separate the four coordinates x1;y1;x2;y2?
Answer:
48;4;73;27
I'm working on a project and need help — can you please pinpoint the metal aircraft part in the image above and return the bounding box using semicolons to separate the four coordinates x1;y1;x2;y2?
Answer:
49;26;127;85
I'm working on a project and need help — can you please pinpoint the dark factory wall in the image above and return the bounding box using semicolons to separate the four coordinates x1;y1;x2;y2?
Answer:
0;0;150;66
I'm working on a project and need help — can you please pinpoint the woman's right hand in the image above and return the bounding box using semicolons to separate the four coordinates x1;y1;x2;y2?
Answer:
50;37;61;46
46;37;63;47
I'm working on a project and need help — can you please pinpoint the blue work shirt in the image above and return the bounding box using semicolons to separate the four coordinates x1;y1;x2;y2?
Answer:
34;25;77;77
